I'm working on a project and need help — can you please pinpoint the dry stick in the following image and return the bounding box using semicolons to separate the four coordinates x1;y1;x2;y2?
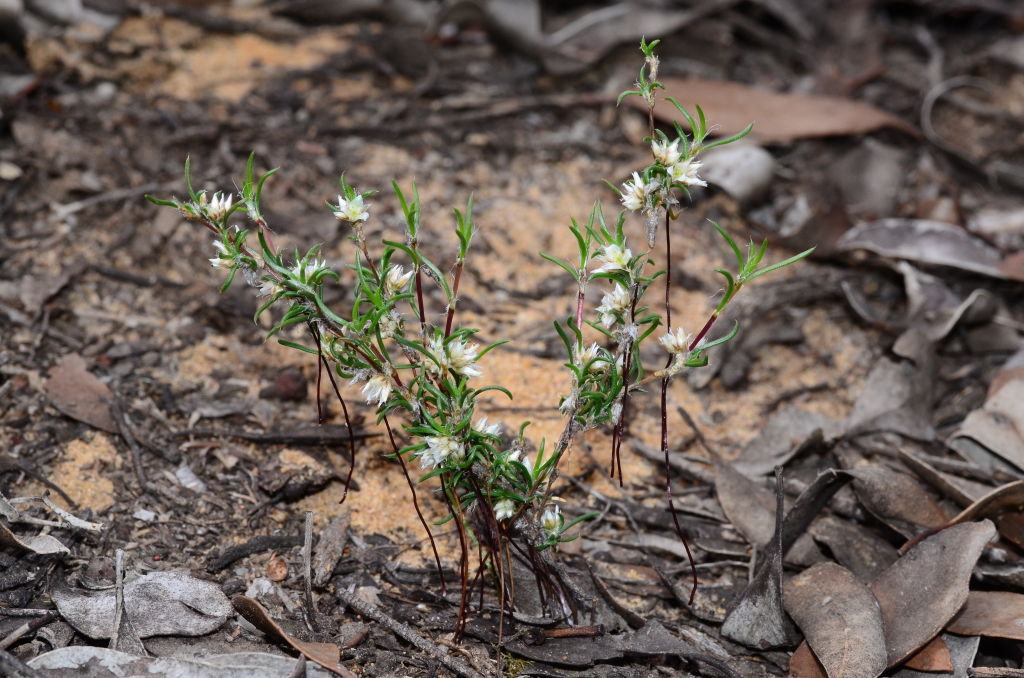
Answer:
110;395;153;492
0;613;56;650
447;486;472;641
383;417;447;595
660;210;699;606
336;587;485;678
302;511;316;633
0;645;45;678
310;324;358;505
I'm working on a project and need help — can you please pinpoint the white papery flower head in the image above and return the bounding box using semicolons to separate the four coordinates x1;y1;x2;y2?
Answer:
334;194;370;223
362;374;393;407
379;310;402;339
597;283;631;328
578;343;610;373
473;417;502;437
508;448;533;476
384;265;414;297
621;172;658;212
652;139;682;167
257;278;283;297
493;498;516;521
593;244;632;274
668;159;706;187
448;339;482;379
541;505;561;535
420;435;465;469
659;326;691;355
204;192;234;222
290;258;329;281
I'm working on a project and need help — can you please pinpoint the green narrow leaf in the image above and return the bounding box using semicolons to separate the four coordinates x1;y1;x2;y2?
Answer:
712;221;743;272
616;90;642;106
665;97;698;135
696;103;707;139
693;320;740;353
702;123;754;150
144;195;176;207
539;253;578;279
184;156;197;203
219;266;238;293
278;339;318;355
746;248;815;281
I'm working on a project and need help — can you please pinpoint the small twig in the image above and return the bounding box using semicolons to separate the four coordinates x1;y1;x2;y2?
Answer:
0;609;51;618
683;653;746;678
0;613;56;650
0;645;45;678
336;587;485;678
303;511;316;633
970;669;1024;678
110;395;153;491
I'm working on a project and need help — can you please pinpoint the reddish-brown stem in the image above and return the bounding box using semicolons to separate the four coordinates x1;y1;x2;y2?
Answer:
310;324;358;505
443;259;463;338
415;268;428;340
384;417;447;595
688;311;719;352
447;485;472;641
659;211;698;605
575;288;585;329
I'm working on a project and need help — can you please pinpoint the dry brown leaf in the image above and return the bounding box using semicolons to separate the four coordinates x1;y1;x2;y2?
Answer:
847;467;949;538
715;460;776;548
635;78;919;144
903;636;953;672
789;641;828;678
808;515;898;584
946;591;1024;641
897;449;986;508
233;595;354;678
837;219;1019;282
894;634;980;678
869;520;995;667
950;380;1024;473
0;520;69;556
784;562;887;678
44;354;117;433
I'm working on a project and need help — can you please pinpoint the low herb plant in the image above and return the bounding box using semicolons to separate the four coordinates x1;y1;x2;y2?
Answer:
147;39;811;630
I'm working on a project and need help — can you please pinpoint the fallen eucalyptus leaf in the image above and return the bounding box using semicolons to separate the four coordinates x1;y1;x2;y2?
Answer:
721;468;794;648
808;515;898;583
903;636;953;672
897;449;989;508
54;571;232;639
869;520;995;667
845;328;936;442
715;460;776;548
637;78;919;143
733;407;843;477
783;562;887;678
28;647;333;677
837;219;1020;281
233;595;353;677
894;634;980;678
846;467;949;538
44;354;118;434
946;591;1024;641
790;641;828;678
0;520;69;556
950;380;1024;474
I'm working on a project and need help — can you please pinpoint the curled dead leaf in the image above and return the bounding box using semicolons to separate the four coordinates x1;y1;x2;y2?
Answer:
869;520;995;667
783;562;887;678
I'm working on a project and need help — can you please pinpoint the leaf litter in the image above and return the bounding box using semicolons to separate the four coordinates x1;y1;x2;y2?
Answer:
6;0;1024;675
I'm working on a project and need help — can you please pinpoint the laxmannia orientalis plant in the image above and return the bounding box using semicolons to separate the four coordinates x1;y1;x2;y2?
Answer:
146;39;811;633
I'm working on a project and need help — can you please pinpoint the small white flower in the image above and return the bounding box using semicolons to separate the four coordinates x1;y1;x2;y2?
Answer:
559;392;577;416
659;326;691;355
621;172;659;212
420;435;464;469
257;278;283;297
593;244;632;274
596;283;631;328
361;374;393;407
334;194;370;223
379;310;402;339
448;339;482;379
290;258;328;281
509;448;533;476
668;159;706;187
384;265;414;297
204;192;234;222
473;417;502;437
578;343;610;373
652;139;681;167
541;505;561;535
493;498;516;521
210;256;234;269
